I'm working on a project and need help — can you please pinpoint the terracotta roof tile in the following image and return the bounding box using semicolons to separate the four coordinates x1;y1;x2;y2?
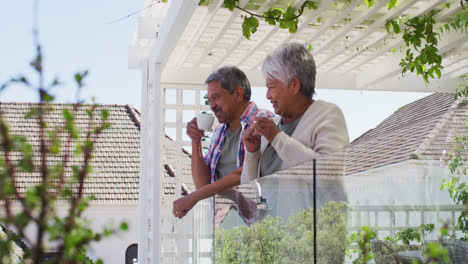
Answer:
0;102;191;204
347;93;466;175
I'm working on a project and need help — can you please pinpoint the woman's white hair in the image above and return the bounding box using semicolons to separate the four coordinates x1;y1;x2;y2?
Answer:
262;42;316;98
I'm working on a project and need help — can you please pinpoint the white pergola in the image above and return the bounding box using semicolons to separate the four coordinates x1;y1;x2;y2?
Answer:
128;0;468;263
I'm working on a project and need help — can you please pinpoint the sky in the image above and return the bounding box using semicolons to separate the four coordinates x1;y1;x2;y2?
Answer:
1;1;431;141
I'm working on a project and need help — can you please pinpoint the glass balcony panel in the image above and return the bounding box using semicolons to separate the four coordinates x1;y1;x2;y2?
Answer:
212;144;466;263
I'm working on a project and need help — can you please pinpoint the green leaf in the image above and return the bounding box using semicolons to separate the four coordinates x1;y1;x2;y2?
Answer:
387;0;398;10
308;44;313;51
102;122;111;131
40;89;55;102
78;199;90;212
74;70;88;86
265;17;276;25
279;20;289;29
288;21;298;33
434;68;441;79
242;16;259;39
304;1;318;10
101;109;109;120
63;108;73;122
50;78;61;87
61;188;73;198
15;76;30;85
223;0;237;11
25;107;38;119
283;6;296;21
317;17;322;23
30;54;42;72
198;0;211;5
103;228;112;237
392;21;401;34
364;0;375;8
50;137;61;155
385;21;392;34
264;8;283;25
415;62;423;75
120;221;129;231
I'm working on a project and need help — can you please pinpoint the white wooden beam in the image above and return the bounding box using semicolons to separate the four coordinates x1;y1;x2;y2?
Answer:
358;34;468;90
149;62;163;264
314;0;390;56
137;16;162;39
213;0;275;69
250;0;336;70
307;0;363;48
445;61;468;76
321;0;421;68
150;0;199;70
447;65;468;78
316;71;357;90
345;0;448;73
174;0;225;69
192;0;250;67
326;32;388;72
160;66;357;89
442;45;468;67
356;72;461;92
237;0;309;68
138;61;149;264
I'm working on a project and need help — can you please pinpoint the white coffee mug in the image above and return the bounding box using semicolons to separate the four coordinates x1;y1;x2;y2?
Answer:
197;113;214;131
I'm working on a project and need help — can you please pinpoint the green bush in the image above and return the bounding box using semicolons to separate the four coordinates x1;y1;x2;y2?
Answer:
215;201;348;264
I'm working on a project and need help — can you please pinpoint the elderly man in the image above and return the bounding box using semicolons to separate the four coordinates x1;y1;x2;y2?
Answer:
241;42;350;183
173;66;272;219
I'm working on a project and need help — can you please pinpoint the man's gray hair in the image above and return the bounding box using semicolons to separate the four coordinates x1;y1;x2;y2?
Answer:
205;66;251;100
262;42;316;98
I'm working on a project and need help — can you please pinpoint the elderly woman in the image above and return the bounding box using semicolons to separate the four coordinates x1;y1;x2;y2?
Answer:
241;42;350;183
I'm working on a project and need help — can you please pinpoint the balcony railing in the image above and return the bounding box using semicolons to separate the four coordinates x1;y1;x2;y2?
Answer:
160;146;468;264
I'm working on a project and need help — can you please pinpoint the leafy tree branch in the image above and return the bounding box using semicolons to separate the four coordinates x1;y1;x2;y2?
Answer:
0;25;125;264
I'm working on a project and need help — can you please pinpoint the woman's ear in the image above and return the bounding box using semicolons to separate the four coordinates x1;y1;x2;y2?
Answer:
288;76;301;95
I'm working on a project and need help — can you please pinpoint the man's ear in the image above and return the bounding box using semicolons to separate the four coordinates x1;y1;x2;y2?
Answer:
288;76;301;95
235;86;244;102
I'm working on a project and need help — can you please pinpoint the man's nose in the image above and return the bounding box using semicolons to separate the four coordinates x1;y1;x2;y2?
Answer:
266;90;271;100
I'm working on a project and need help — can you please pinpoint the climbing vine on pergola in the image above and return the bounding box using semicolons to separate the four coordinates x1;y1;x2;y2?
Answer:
190;0;468;86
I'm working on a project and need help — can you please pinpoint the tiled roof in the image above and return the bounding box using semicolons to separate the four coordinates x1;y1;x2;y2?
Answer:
0;102;191;204
346;93;467;175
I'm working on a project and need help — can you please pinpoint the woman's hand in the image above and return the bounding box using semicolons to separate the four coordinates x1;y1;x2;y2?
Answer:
242;127;261;152
252;117;280;143
173;193;198;219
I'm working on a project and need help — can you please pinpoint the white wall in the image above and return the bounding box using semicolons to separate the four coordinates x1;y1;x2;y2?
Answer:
2;203;138;264
83;204;138;264
344;160;456;206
